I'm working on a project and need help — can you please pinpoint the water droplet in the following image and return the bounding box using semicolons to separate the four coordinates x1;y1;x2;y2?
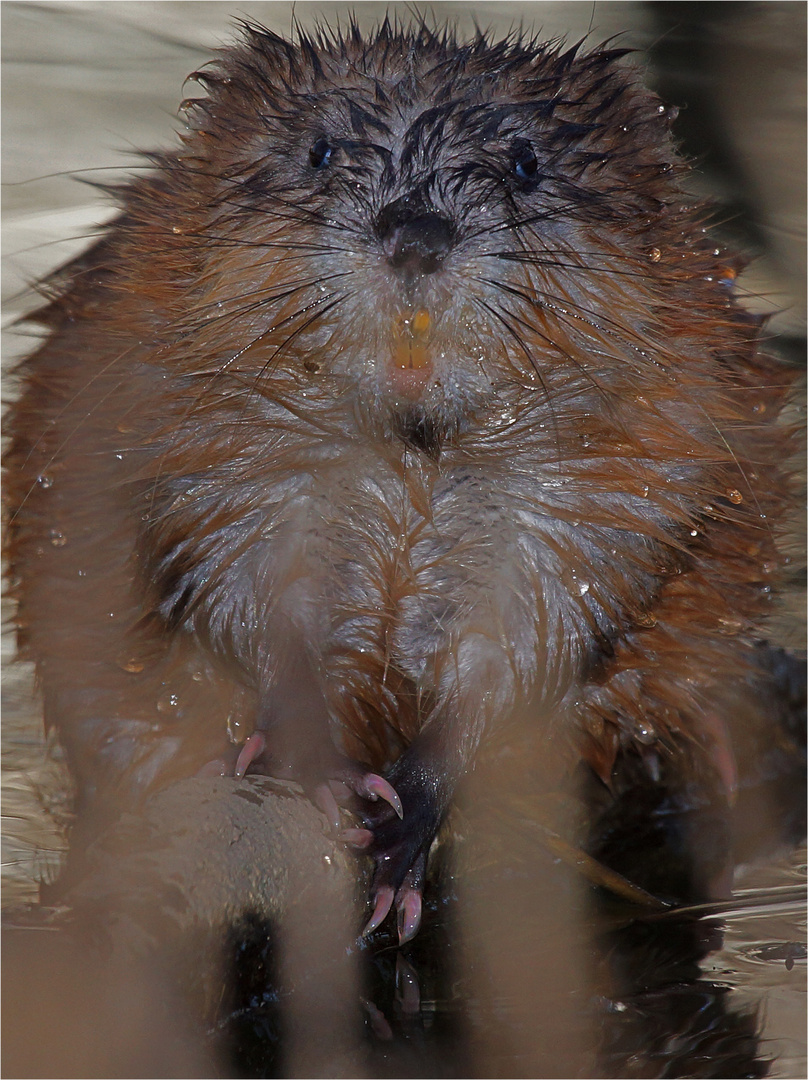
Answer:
690;529;698;537
753;403;766;415
157;691;180;714
191;670;204;682
635;723;656;745
641;485;649;497
727;489;743;504
115;452;124;461
117;653;146;673
37;475;53;489
635;612;657;628
49;529;67;547
577;581;590;595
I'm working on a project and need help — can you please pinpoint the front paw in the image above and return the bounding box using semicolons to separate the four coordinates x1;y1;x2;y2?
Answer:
343;773;445;944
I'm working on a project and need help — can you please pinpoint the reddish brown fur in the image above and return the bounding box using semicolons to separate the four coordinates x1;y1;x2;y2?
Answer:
3;21;797;917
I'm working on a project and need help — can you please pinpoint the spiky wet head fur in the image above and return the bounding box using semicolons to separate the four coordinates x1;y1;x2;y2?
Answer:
146;18;714;459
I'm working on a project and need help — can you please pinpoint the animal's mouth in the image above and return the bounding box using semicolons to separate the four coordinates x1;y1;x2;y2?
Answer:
388;307;434;398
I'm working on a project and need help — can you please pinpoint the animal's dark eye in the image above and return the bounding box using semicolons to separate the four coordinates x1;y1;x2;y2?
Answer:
308;138;334;169
512;140;539;182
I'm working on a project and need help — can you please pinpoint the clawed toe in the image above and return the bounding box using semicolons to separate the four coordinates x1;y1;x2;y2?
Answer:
312;783;342;833
361;880;424;943
363;886;395;936
354;773;403;818
395;880;423;944
234;731;267;779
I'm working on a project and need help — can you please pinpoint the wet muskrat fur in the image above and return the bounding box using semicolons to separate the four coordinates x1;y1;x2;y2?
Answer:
4;19;796;940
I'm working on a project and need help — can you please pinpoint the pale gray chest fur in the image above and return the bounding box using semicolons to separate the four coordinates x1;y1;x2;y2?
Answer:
264;440;648;714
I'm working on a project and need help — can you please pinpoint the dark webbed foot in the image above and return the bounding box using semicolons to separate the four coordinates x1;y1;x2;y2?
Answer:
343;749;449;944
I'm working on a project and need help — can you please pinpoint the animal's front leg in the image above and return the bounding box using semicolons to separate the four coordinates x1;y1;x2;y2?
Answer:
347;633;518;943
210;620;402;828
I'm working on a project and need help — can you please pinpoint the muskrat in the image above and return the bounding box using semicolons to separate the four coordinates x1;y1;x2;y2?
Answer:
4;19;796;942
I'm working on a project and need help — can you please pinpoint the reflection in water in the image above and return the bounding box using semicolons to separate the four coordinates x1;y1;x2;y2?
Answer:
6;691;800;1078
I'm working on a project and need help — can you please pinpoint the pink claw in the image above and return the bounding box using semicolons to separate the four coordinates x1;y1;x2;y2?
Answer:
362;886;395;936
359;774;404;819
396;887;422;945
360;998;393;1041
338;827;374;849
196;758;229;778
234;732;267;779
701;710;738;803
313;784;342;833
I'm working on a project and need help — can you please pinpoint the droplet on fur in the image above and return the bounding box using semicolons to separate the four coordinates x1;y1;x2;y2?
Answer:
648;248;661;262
635;723;656;745
49;530;67;547
117;654;146;673
157;691;181;714
727;489;743;504
690;529;698;537
37;475;53;489
577;581;590;596
635;612;657;628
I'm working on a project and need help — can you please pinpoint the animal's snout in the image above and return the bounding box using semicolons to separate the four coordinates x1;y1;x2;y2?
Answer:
375;196;455;278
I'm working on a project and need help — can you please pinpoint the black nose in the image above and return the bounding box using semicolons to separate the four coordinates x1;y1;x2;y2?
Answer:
375;196;455;277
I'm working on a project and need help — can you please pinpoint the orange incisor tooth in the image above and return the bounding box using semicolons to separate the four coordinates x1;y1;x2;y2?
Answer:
394;308;432;370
